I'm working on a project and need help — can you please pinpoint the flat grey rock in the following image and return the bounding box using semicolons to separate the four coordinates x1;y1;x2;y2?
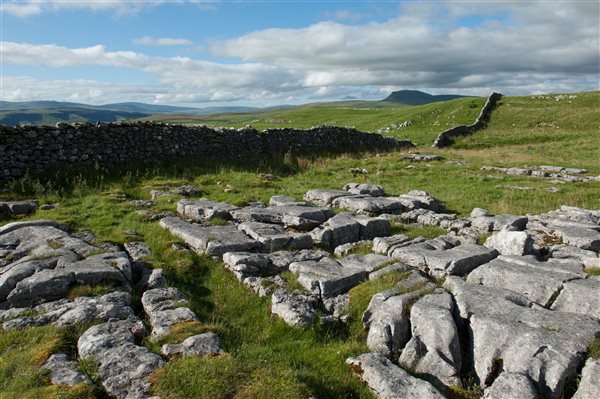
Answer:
310;213;390;249
161;332;223;358
303;189;355;207
364;288;430;358
268;195;306;206
550;278;600;318
271;288;319;327
78;318;164;399
343;183;385;197
243;275;287;297
482;372;539;399
572;358;600;399
368;262;412;280
159;217;259;257
445;277;600;398
232;205;334;230
397;190;445;213
346;353;445;399
124;241;151;262
424;243;499;276
0;219;67;236
290;257;367;298
333;196;406;215
177;198;239;221
42;353;91;386
338;253;394;273
141;287;198;339
467;255;585;306
399;291;462;386
238;221;312;251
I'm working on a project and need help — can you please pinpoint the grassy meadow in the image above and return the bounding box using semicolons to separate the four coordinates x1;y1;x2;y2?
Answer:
1;91;599;398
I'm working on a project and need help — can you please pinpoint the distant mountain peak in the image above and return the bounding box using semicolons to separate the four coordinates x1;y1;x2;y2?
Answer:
382;90;468;105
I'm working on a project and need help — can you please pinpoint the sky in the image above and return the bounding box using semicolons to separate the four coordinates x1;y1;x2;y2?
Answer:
1;0;599;107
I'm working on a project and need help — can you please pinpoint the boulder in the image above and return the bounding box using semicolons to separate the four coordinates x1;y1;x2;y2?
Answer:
232;205;334;231
484;229;535;256
333;196;406;215
311;213;390;249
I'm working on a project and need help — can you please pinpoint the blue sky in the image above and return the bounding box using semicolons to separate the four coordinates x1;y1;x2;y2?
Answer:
1;1;599;106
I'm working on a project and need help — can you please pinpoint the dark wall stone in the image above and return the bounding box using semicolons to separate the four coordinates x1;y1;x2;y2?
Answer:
0;123;415;181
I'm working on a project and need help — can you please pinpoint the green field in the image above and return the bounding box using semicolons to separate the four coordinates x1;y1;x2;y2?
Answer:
1;91;599;398
141;96;487;146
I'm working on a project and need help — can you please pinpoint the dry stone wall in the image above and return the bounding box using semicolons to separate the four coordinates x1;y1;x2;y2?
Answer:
432;92;502;147
0;123;414;182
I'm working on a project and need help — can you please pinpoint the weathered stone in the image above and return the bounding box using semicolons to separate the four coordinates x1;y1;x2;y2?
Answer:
171;184;203;196
290;257;367;298
343;183;385;197
333;196;406;215
399;291;462;386
322;293;350;318
423;244;499;276
177;198;239;221
303;189;354;207
161;332;222;358
271;289;319;327
232;205;334;230
550;278;600;318
467;255;585;306
372;234;411;255
471;208;492;218
368;262;412;280
484;229;535;256
42;353;91;386
141;287;198;339
334;240;373;257
339;253;394;273
397;190;445;213
311;213;390;249
159;217;259;257
364;289;428;357
78;318;163;399
243;275;287;297
347;353;445;399
222;251;272;278
124;241;151;262
268;195;306;206
137;268;167;291
573;358;600;399
482;372;538;399
267;249;330;270
238;221;312;251
445;277;600;397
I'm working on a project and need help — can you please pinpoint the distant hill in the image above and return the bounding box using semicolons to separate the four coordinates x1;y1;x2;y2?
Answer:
0;100;271;126
382;90;468;105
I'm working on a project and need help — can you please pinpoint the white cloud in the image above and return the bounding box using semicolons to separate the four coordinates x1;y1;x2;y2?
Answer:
212;1;599;91
133;36;193;46
1;0;217;17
